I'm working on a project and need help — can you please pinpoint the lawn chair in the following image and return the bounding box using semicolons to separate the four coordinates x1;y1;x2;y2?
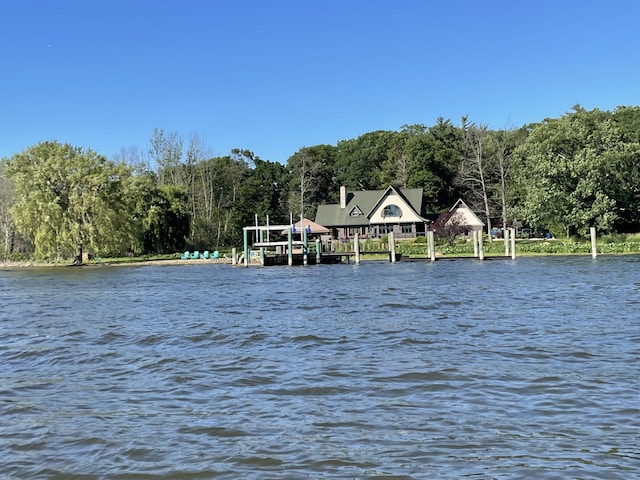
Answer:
181;251;190;259
202;251;210;259
190;251;200;259
211;250;219;259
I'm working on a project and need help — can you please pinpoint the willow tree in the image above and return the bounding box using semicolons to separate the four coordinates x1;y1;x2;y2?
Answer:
5;141;135;261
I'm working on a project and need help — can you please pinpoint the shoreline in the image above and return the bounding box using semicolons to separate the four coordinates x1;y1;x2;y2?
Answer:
3;251;639;270
0;257;233;270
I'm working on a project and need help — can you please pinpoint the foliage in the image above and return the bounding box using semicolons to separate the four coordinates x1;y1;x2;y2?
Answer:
430;210;467;246
287;145;336;219
5;141;135;260
514;106;640;236
6;104;640;260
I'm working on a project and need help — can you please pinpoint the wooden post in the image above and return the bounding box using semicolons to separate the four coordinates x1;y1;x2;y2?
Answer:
510;228;516;260
389;231;396;263
354;232;360;265
315;238;321;264
243;228;249;267
473;230;479;258
303;226;308;266
259;228;265;266
231;247;237;266
478;230;485;260
288;227;293;266
590;226;597;258
504;227;510;257
428;230;436;262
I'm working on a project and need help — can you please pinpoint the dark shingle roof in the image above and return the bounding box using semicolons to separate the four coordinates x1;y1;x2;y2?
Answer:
315;187;425;227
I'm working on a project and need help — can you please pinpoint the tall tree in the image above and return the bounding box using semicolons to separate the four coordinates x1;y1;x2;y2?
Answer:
287;145;336;219
335;131;398;190
458;117;493;238
513;107;640;236
149;128;184;186
403;120;460;210
5;141;135;261
379;129;416;188
488;127;528;232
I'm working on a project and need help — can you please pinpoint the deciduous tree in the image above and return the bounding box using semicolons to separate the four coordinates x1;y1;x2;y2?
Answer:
5;141;134;261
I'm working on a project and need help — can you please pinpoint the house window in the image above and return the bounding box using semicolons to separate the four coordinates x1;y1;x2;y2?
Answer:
401;224;413;234
382;204;402;218
378;224;394;235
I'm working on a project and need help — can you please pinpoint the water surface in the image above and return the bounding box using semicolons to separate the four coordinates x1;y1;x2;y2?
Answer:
1;256;639;478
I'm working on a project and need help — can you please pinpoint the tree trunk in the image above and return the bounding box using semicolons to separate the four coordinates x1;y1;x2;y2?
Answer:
74;243;83;265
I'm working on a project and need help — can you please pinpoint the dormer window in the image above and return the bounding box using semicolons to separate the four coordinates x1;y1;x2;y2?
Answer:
382;204;402;218
349;206;364;217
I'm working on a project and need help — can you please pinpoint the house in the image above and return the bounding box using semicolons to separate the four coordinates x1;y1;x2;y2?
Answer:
442;198;484;235
314;186;430;240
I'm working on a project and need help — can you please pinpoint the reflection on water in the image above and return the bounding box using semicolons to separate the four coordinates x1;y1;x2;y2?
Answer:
1;256;640;478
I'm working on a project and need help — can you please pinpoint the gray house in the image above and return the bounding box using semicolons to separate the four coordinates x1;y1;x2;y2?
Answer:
315;186;430;240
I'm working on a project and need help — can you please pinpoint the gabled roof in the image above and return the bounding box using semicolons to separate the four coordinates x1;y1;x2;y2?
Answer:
366;186;418;218
447;198;485;227
315;186;426;227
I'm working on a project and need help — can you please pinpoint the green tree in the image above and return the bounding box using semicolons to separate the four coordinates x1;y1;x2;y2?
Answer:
140;185;190;254
5;141;135;261
513;107;640;236
403;120;460;210
379;129;416;188
149;128;184;186
335;131;398;190
287;145;336;219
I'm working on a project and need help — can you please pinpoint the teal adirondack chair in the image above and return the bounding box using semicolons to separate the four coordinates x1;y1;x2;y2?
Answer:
211;250;219;259
190;251;200;259
202;251;210;259
180;251;190;259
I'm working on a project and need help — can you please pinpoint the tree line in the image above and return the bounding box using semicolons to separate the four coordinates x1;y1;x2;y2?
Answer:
2;105;640;261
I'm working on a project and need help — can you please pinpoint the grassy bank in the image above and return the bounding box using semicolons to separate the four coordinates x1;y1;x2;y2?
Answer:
394;233;640;258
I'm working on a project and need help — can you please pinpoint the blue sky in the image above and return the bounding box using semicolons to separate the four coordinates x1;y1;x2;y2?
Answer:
1;0;639;164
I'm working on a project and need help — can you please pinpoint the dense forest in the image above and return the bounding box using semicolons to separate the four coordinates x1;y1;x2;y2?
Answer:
2;105;640;261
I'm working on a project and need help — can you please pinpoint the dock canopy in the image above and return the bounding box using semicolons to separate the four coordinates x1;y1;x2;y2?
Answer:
282;218;330;235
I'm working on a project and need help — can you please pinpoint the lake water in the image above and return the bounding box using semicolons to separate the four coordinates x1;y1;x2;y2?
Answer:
1;255;640;479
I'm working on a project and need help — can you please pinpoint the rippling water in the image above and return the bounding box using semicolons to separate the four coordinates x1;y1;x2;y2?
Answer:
1;256;640;479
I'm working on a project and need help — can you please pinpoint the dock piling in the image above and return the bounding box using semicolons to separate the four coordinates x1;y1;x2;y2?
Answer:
389;232;396;263
473;230;479;258
504;228;510;257
315;238;321;264
428;230;436;262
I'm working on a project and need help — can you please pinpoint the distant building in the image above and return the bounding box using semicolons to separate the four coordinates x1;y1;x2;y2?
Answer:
314;186;430;240
440;198;485;236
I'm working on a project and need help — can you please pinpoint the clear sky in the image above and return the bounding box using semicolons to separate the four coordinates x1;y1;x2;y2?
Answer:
1;0;639;164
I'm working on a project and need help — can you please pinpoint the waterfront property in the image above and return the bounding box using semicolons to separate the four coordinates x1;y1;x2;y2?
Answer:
314;185;431;240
